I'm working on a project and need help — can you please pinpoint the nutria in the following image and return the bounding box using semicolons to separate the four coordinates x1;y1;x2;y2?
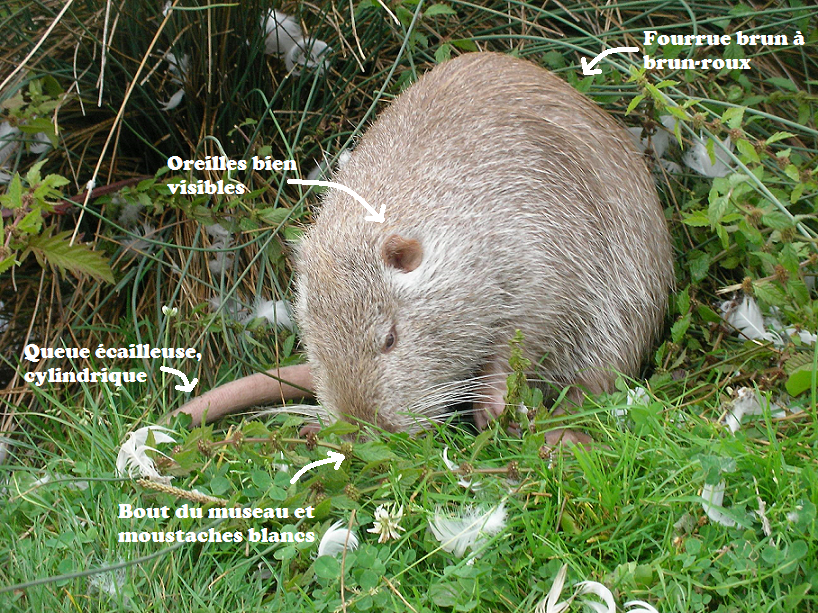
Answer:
171;52;673;440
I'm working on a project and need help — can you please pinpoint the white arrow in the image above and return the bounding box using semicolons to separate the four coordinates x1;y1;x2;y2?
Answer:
159;366;198;393
290;450;346;484
581;46;640;75
288;178;385;223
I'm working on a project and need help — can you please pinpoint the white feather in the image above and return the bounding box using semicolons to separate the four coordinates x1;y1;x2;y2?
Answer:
29;132;51;154
253;299;294;331
0;120;20;170
575;581;616;613
428;503;506;558
317;520;359;557
701;482;736;527
683;134;734;177
115;426;176;481
625;600;661;613
442;446;482;490
285;38;331;75
534;564;570;613
160;88;185;112
721;295;780;344
263;10;303;56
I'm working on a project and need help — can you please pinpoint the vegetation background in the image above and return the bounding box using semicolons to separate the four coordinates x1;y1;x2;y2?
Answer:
0;0;816;611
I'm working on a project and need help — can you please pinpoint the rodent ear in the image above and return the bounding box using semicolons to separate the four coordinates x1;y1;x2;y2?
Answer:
382;234;423;273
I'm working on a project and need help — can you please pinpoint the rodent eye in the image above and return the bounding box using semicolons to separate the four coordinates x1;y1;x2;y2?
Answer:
382;326;397;353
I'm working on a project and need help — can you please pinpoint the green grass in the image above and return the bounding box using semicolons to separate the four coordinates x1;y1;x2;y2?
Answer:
1;0;818;611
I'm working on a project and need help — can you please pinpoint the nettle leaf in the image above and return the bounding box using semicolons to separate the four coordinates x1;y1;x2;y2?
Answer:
721;106;745;129
425;3;456;16
682;210;710;227
753;282;788;307
784;164;800;182
766;131;795;145
355;441;397;463
0;174;23;209
687;250;710;283
43;173;70;189
715;223;730;249
626;94;645;115
0;255;16;275
765;77;798;92
17;208;43;234
788;278;810;306
676;286;691;315
451;38;478;52
779;243;801;273
751;250;779;273
761;211;793;230
257;207;291;226
738;220;764;246
435;43;453;63
24;230;114;283
708;194;731;226
735;138;760;163
671;313;691;344
25;159;46;185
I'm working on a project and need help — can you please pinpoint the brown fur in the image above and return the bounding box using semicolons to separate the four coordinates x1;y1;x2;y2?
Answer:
295;52;674;433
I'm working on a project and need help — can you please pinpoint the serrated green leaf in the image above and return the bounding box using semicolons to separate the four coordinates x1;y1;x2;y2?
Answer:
779;243;800;273
665;106;688;121
784;352;813;375
17;208;42;234
715;223;729;249
761;211;793;230
320;420;360;437
435;43;452;63
735;138;759;163
25;159;46;185
655;79;678;89
394;5;413;25
2;173;22;208
765;77;798;92
355;441;397;463
688;250;710;283
409;31;428;48
18;117;54;135
44;173;69;189
626;94;645;115
697;304;722;323
425;3;456;16
0;255;16;275
753;282;788;307
751;251;779;271
282;333;295;357
682;211;711;227
671;313;691;344
788;278;810;306
258;207;292;226
283;226;302;242
451;39;478;52
766;131;794;145
25;230;114;283
791;182;805;203
676;286;690;315
721;106;745;129
708;194;730;226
